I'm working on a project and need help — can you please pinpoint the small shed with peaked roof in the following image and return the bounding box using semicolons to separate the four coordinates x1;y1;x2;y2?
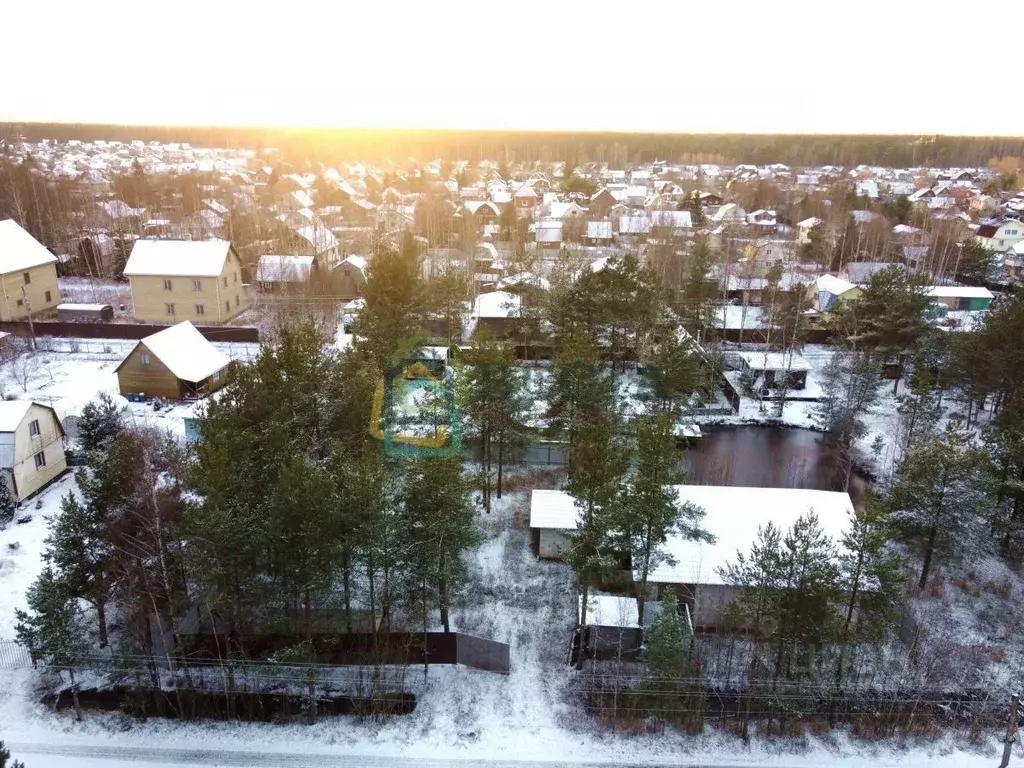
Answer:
115;321;234;400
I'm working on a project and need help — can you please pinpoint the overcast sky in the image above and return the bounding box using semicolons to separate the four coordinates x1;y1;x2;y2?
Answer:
2;0;1018;135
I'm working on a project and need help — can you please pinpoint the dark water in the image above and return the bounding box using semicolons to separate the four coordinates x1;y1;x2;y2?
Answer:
685;426;868;507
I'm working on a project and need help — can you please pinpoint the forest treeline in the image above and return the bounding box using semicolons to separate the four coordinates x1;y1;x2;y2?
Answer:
3;123;1024;168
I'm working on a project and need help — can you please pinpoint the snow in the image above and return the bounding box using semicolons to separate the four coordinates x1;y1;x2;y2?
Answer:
815;274;857;295
0;472;78;640
135;322;232;383
255;255;314;283
529;488;578;529
651;485;854;586
736;350;812;372
0;219;59;273
925;285;994;299
0;400;35;432
472;290;520;319
123;240;232;278
580;594;639;629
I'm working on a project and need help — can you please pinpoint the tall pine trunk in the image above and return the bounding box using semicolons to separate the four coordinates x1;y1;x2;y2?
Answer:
919;525;938;590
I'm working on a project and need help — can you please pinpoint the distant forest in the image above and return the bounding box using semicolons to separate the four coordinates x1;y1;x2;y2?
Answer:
3;122;1024;169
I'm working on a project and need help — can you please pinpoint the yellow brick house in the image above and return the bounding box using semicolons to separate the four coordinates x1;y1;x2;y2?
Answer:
123;240;249;323
0;219;60;322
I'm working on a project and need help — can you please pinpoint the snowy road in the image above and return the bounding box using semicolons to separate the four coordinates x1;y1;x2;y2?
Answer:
5;742;795;768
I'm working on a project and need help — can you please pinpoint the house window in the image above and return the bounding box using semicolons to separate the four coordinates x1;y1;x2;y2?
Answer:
23;272;31;285
233;272;238;284
235;295;240;307
211;370;221;383
223;276;228;288
165;303;175;316
28;419;40;437
196;304;205;316
141;353;151;365
163;279;173;291
33;452;46;470
16;299;23;307
192;279;202;291
44;290;52;303
225;301;230;313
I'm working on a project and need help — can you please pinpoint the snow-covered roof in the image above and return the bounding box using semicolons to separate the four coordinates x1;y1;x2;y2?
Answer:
533;485;855;587
586;220;613;239
124;239;232;278
134;321;231;382
797;217;822;228
0;219;58;274
926;285;994;299
294;224;339;255
529;489;580;529
650;486;853;586
339;254;367;273
0;400;35;433
649;210;693;229
473;290;521;319
579;595;639;629
549;202;581;219
736;351;812;372
815;274;857;296
513;184;537;199
618;216;651;234
257;255;314;283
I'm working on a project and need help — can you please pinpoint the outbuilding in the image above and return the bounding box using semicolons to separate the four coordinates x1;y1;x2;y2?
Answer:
115;321;234;400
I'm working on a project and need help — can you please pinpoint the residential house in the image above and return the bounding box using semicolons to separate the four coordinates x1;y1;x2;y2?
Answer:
796;217;822;245
584;220;613;246
699;191;724;207
256;254;315;289
1003;241;1024;283
648;210;693;237
463;290;523;340
123;239;249;323
926;285;994;312
746;209;778;231
115;321;234;400
842;261;901;284
529;485;854;630
535;220;563;251
464;201;501;229
625;185;648;207
333;254;367;298
91;199;144;232
0;400;67;502
617;215;651;244
513;185;538;217
855;180;879;199
976;220;1024;252
710;203;746;226
589;188;619;219
806;274;862;315
0;219;60;321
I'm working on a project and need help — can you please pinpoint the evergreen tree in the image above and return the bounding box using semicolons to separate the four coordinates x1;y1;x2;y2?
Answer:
459;335;527;512
984;390;1024;558
546;332;614;467
0;475;16;525
798;222;827;265
644;324;707;415
642;587;690;679
890;420;994;589
424;266;470;345
42;492;113;647
0;741;26;768
401;457;477;633
566;420;628;661
618;414;711;627
955;241;995;286
835;495;902;684
77;391;123;454
15;566;87;720
813;350;881;489
895;356;943;451
354;232;426;368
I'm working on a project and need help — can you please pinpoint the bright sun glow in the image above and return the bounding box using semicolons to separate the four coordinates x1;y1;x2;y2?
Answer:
1;0;1021;136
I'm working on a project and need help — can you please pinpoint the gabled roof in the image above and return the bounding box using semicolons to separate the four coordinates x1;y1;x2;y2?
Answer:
124;239;234;278
0;400;35;433
119;321;231;383
926;285;994;300
0;219;58;274
815;274;857;296
586;220;613;239
256;255;314;283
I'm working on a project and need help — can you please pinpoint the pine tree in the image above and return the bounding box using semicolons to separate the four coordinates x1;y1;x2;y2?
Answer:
42;492;113;647
76;391;123;454
642;587;690;679
813;350;881;489
459;335;527;512
565;420;628;662
0;740;26;768
835;495;902;684
890;420;994;589
401;457;477;633
546;333;614;469
984;390;1024;558
15;566;87;720
644;322;707;416
0;474;16;525
896;356;943;451
618;414;712;627
354;232;426;368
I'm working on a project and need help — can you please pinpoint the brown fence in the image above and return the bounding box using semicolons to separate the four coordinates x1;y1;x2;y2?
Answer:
0;320;259;344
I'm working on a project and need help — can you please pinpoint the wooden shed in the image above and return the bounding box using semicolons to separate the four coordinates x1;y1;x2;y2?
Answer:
115;321;234;400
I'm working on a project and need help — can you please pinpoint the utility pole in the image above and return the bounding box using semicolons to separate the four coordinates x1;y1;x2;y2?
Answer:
999;693;1020;768
20;286;36;351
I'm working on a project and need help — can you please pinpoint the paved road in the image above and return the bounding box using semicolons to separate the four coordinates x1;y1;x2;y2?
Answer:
5;742;775;768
